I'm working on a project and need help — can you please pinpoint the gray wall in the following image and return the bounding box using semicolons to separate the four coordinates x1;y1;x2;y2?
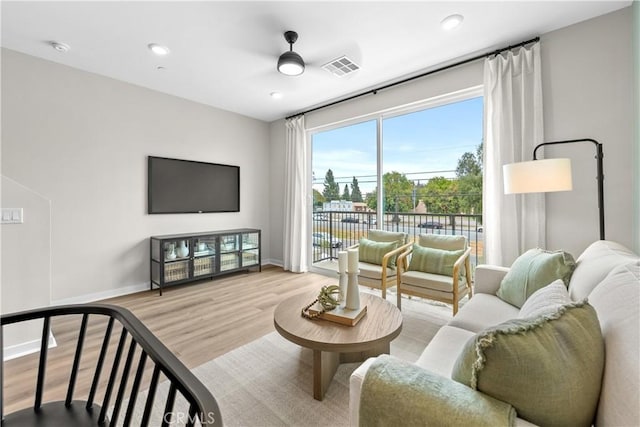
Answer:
541;8;634;254
634;1;640;254
1;48;271;305
269;7;635;264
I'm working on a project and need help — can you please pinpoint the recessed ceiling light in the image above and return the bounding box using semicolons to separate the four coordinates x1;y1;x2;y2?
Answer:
50;41;70;52
148;43;170;56
441;14;464;31
270;91;283;100
156;66;167;71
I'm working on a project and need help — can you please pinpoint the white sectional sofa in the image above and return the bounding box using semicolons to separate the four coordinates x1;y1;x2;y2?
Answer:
350;240;639;426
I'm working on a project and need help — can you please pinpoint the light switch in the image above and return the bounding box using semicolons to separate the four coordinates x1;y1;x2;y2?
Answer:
1;208;23;224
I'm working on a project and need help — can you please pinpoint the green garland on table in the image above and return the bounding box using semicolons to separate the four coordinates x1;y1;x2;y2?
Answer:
301;285;342;320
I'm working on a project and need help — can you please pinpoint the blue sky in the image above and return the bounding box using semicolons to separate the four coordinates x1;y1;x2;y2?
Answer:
312;96;483;194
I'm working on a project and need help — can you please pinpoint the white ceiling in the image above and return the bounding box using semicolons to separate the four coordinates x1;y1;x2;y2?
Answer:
1;1;631;122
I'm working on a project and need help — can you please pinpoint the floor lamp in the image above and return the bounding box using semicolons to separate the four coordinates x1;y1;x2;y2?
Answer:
503;138;605;240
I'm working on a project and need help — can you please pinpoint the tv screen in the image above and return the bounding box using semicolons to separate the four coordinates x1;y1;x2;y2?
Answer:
148;156;240;214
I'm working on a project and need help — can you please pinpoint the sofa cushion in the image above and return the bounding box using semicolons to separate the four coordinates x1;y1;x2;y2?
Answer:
451;301;604;427
448;293;520;333
587;261;640;426
497;248;576;308
518;279;570;319
569;240;638;301
415;325;476;377
408;245;464;276
358;238;398;267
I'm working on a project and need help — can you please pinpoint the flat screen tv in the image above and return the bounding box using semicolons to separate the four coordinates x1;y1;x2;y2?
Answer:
148;156;240;214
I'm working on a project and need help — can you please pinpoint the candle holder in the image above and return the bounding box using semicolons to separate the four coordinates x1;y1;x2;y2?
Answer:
337;271;348;307
345;271;360;310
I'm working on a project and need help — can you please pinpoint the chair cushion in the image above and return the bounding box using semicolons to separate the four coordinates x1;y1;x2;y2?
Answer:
418;234;466;251
401;270;458;293
518;279;570;319
451;301;604;427
368;229;407;246
496;248;576;308
359;238;398;267
408;244;464;277
358;262;395;280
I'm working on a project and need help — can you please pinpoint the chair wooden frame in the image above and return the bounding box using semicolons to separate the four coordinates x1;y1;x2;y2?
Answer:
350;242;412;299
396;244;473;315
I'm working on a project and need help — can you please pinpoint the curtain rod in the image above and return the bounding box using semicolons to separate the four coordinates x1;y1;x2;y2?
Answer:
285;36;540;120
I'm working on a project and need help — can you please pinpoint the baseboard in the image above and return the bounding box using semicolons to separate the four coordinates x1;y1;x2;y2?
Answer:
52;261;282;305
263;259;283;268
51;282;150;306
3;332;57;361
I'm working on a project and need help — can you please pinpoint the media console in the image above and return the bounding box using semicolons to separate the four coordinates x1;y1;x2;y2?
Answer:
150;228;261;295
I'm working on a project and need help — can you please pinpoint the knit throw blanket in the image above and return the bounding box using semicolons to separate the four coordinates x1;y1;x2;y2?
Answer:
359;355;515;427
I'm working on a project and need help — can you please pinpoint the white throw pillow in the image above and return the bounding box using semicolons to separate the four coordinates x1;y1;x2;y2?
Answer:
518;279;570;319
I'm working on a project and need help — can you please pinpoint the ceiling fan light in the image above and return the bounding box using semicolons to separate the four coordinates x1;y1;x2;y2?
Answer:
278;51;305;76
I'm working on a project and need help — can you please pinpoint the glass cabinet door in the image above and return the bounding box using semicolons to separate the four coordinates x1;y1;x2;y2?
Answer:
193;236;216;277
164;239;190;261
242;232;260;250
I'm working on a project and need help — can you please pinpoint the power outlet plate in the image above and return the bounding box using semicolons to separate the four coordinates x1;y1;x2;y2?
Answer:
1;208;23;224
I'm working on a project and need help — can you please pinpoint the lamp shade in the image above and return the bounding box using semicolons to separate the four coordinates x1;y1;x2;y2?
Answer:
503;158;573;194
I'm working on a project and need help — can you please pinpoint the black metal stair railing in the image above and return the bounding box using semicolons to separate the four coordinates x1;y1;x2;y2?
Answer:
1;304;222;426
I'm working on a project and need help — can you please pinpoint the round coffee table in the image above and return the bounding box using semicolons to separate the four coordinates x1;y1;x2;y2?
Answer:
273;290;402;400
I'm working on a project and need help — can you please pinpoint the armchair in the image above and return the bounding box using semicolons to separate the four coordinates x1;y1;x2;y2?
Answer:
350;230;410;299
396;234;472;314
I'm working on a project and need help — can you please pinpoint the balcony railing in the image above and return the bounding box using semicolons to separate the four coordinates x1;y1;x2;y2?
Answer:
312;211;483;269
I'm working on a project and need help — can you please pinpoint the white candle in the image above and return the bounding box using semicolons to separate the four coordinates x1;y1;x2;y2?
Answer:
347;248;359;273
338;251;347;274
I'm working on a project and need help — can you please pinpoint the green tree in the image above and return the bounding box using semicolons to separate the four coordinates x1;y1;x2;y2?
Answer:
342;184;351;201
365;189;377;211
383;172;414;212
350;177;363;202
420;177;460;214
313;189;325;208
365;172;414;213
322;169;340;201
455;142;483;214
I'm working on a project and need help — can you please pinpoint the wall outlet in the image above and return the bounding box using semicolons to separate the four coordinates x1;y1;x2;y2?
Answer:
1;208;23;224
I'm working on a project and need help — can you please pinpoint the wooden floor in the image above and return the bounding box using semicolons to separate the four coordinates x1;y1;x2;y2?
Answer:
2;265;337;414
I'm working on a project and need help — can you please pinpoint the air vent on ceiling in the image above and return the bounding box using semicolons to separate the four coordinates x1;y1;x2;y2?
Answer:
322;56;360;77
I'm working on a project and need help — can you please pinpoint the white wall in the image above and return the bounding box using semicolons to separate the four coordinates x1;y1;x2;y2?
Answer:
1;176;51;356
268;119;286;265
541;7;634;256
1;48;271;303
269;7;635;264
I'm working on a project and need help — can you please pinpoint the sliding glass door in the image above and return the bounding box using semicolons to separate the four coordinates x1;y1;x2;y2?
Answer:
310;90;484;267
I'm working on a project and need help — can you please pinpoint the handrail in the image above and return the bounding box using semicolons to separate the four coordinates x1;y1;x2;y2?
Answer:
2;303;222;426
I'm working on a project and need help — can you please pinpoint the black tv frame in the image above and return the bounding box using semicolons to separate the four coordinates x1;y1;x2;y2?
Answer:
147;156;240;214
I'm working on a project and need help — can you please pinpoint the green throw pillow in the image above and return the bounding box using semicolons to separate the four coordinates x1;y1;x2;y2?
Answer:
359;238;398;267
408;244;465;277
497;248;576;308
451;301;604;427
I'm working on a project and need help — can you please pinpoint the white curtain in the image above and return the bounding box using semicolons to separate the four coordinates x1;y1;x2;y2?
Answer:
483;43;545;266
283;115;309;272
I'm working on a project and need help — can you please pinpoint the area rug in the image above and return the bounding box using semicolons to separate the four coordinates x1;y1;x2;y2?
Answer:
190;294;454;426
128;294;454;426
